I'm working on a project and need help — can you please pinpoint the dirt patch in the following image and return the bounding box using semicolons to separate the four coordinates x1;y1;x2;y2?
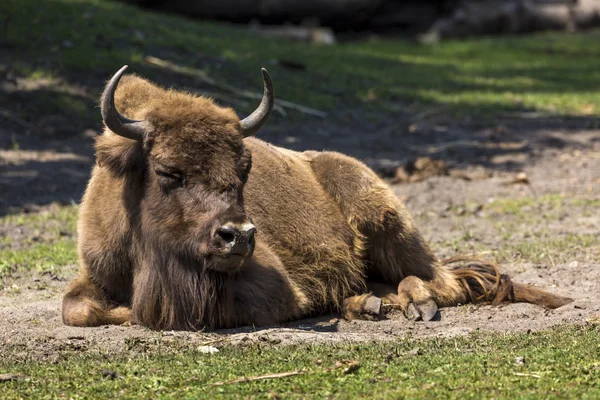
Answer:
1;146;599;360
2;71;600;359
1;260;598;360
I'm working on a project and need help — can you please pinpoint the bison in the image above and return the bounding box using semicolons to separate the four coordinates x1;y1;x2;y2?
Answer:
62;66;572;331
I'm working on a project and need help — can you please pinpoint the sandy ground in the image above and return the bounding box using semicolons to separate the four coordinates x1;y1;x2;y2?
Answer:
1;102;599;358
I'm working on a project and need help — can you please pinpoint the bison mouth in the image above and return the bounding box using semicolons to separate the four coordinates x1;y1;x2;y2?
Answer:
206;240;255;272
208;253;249;272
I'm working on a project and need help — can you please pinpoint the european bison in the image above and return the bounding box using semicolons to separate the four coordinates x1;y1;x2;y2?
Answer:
62;66;572;330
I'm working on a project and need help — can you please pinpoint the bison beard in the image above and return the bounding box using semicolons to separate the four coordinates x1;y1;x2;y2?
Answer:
132;249;235;330
62;66;573;331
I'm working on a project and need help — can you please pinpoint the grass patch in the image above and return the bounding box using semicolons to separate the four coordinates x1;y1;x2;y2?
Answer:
2;0;600;119
499;234;599;265
0;205;79;279
2;205;79;233
484;195;600;263
429;194;600;264
487;194;600;218
0;239;76;278
1;325;599;399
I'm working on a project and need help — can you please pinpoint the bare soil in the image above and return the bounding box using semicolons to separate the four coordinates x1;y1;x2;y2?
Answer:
1;78;599;359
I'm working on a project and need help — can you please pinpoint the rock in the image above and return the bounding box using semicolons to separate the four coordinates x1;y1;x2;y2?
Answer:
197;345;219;354
514;356;525;365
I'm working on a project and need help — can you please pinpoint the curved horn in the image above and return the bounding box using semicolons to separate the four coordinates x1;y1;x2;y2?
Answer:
100;65;146;141
239;68;274;137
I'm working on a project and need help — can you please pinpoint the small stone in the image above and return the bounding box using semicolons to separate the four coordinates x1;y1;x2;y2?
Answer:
197;345;219;354
514;356;525;365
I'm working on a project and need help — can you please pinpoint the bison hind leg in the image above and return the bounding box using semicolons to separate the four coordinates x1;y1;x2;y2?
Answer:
62;277;132;327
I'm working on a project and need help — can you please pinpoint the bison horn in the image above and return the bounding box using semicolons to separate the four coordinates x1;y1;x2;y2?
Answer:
100;65;147;141
239;68;274;137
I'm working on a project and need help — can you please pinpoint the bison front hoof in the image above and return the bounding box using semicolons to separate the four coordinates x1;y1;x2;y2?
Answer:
405;299;439;322
363;296;382;317
343;294;383;321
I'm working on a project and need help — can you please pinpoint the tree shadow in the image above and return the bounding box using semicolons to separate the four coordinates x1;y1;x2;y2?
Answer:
1;0;599;214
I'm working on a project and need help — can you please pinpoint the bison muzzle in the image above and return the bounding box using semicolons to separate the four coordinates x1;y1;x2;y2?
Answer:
62;65;572;331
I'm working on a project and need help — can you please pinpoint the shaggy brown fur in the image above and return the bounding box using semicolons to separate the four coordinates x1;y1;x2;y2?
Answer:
62;70;573;331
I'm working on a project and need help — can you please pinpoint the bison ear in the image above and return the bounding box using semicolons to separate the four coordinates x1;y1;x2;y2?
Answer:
95;135;144;176
239;68;274;137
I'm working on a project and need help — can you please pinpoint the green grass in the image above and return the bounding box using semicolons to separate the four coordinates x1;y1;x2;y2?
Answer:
0;239;77;278
2;205;79;232
499;234;599;265
0;205;79;279
485;195;600;263
1;3;599;398
429;194;600;264
2;0;600;119
487;194;600;218
1;325;599;399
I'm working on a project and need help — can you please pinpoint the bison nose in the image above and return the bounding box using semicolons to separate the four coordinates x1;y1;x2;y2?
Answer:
214;224;256;256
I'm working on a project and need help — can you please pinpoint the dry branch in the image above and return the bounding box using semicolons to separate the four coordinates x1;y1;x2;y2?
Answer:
144;56;325;118
197;337;230;347
512;372;541;379
0;108;37;132
208;370;305;387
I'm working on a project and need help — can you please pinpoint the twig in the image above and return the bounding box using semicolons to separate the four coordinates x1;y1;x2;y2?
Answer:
0;108;37;131
208;370;305;387
144;56;325;118
0;373;26;382
502;111;564;119
197;337;230;347
512;372;541;379
410;106;446;123
201;91;287;116
200;91;251;107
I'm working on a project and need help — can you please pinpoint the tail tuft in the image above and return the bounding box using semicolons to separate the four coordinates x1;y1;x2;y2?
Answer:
443;256;573;309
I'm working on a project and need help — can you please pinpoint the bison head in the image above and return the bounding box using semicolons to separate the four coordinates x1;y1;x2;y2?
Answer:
98;65;274;272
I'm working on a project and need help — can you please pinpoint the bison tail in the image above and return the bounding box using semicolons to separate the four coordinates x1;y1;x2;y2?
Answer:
444;256;573;309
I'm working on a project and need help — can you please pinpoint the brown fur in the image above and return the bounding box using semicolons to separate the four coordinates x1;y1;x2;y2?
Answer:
62;72;572;331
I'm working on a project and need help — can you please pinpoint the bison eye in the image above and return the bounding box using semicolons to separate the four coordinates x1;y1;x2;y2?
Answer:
155;169;184;189
155;170;182;181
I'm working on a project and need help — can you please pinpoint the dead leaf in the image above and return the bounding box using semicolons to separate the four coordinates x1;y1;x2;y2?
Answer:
333;360;361;374
502;171;529;186
587;315;600;325
367;88;377;101
391;157;449;184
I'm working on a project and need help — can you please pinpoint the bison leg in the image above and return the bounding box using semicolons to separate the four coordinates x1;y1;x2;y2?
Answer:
342;294;382;320
308;151;572;315
343;281;438;322
62;274;132;327
307;151;438;284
